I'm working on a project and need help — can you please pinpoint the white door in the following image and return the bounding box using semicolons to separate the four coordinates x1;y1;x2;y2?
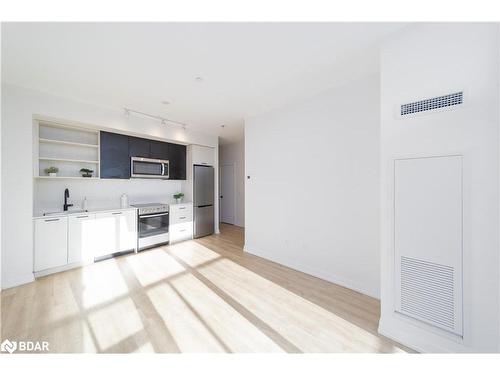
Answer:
394;156;463;335
220;164;235;224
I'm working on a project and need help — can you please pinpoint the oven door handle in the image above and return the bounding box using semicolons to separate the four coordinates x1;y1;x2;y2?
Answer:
161;163;165;176
139;212;169;218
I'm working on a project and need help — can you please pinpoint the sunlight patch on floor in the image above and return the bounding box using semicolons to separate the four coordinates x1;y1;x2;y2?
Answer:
133;341;155;353
198;258;406;353
146;277;227;353
47;319;97;353
125;248;186;287
87;297;144;351
168;241;221;267
77;260;130;309
169;270;284;353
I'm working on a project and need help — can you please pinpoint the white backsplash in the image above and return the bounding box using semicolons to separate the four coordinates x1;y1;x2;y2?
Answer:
34;178;183;214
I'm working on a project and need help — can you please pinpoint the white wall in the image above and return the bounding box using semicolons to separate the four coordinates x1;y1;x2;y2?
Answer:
245;74;380;298
379;23;499;352
219;139;245;227
34;179;182;215
1;83;219;289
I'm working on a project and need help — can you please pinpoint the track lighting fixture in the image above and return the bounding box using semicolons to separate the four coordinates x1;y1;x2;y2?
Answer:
123;107;187;129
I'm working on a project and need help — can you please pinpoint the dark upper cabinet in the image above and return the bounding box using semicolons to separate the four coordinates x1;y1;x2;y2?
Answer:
150;140;169;160
100;131;186;180
100;131;131;179
128;136;151;158
168;143;187;180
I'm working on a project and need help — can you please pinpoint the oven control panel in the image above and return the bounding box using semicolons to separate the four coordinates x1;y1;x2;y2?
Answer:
134;204;169;216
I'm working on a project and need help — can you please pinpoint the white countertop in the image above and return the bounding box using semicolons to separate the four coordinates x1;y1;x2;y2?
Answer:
33;206;137;219
169;201;193;206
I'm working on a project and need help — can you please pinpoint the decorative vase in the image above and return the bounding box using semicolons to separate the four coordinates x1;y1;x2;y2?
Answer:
176;198;182;204
49;172;57;177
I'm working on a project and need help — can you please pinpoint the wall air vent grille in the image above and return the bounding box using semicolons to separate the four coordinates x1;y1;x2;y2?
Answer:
400;92;463;116
400;256;455;331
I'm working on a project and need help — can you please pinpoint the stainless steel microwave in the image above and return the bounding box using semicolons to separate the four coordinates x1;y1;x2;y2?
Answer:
131;157;169;179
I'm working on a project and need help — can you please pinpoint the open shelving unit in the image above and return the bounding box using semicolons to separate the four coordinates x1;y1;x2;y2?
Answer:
35;120;100;179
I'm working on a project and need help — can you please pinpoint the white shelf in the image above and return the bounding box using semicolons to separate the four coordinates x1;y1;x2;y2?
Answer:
39;157;99;164
38;120;100;134
36;176;100;180
39;138;98;148
35;119;101;179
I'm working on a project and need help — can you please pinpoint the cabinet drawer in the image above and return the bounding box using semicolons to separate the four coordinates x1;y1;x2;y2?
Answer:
170;211;193;224
170;203;193;214
170;203;193;223
170;222;193;243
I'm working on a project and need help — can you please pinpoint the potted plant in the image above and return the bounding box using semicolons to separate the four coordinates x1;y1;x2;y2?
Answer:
173;192;184;204
44;166;59;177
80;168;94;178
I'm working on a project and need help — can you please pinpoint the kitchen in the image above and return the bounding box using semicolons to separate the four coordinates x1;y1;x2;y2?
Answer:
31;116;218;278
3;20;500;358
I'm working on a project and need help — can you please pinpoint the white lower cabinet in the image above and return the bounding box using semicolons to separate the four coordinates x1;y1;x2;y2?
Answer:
93;212;119;258
93;210;137;257
68;213;97;264
170;203;194;244
34;216;69;272
116;211;138;252
34;208;137;275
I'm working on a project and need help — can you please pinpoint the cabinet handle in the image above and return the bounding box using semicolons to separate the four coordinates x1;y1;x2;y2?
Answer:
180;229;186;232
179;207;186;210
112;212;122;215
179;216;186;220
77;215;89;219
44;218;60;222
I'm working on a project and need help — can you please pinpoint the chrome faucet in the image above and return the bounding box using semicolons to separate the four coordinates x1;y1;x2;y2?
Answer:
63;188;73;211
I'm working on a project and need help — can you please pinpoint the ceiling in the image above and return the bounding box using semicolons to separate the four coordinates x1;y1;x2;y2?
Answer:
1;23;405;144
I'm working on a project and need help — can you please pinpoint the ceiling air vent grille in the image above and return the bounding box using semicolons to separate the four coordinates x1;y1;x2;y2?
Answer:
401;92;463;116
400;256;455;331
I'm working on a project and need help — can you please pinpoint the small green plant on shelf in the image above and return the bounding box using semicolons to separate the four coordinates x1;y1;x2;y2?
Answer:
80;168;94;178
173;192;184;203
44;166;59;177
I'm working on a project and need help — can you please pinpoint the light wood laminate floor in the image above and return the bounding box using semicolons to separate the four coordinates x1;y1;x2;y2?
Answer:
1;224;409;353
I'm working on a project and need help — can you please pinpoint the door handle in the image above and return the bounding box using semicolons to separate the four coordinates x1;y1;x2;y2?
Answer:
220;195;223;199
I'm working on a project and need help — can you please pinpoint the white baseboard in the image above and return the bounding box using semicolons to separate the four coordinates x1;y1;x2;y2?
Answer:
34;261;85;278
1;273;35;290
244;244;379;299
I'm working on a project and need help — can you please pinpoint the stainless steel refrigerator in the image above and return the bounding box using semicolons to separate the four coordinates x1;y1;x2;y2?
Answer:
193;165;215;238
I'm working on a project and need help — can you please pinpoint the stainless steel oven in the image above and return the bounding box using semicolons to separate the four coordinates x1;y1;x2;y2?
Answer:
132;203;169;250
131;157;169;179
